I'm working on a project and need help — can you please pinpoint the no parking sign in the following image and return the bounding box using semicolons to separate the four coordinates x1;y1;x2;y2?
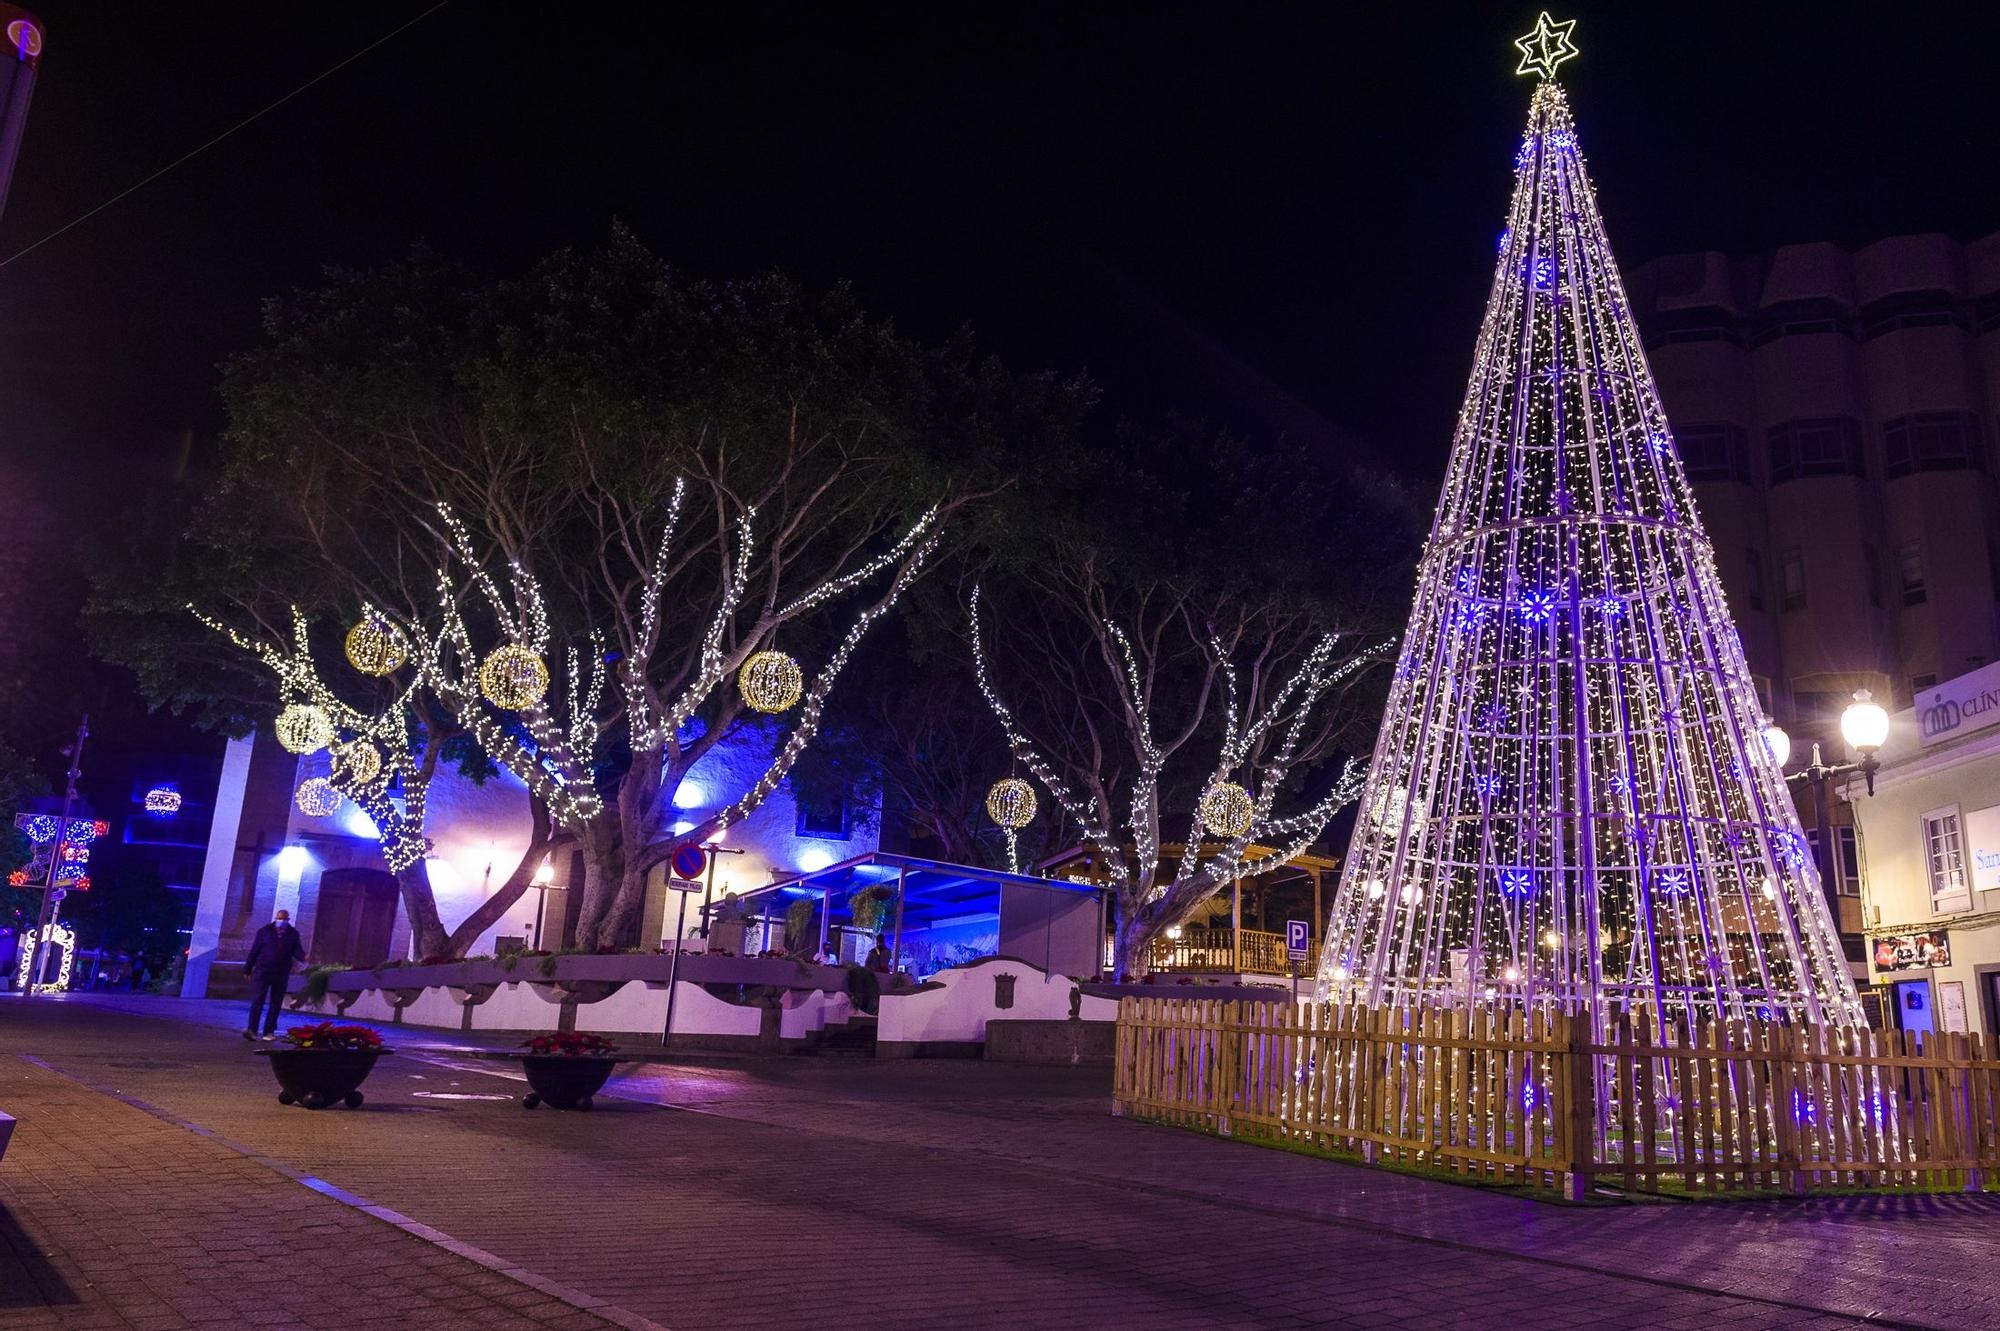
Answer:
671;842;707;880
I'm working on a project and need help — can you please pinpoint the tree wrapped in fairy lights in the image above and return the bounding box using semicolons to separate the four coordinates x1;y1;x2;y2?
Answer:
1316;16;1862;1029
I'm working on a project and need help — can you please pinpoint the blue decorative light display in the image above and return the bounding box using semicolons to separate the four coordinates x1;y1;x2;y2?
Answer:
1531;256;1555;288
1548;129;1576;151
1474;772;1503;798
1499;866;1537;899
1496;228;1512;254
1647;430;1671;454
143;785;183;816
23;814;58;844
1518;588;1558;624
64;818;98;847
1474;703;1508;732
1514;138;1534;169
1654;866;1693;898
1594;595;1623;618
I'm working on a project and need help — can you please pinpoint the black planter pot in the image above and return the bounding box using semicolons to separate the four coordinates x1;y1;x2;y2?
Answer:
255;1047;389;1109
519;1055;619;1110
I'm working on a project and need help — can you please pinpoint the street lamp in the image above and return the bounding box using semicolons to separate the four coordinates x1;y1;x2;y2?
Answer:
1762;689;1888;915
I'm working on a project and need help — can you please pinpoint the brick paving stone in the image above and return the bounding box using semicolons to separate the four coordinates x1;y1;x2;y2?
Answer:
0;1054;632;1331
9;996;2000;1331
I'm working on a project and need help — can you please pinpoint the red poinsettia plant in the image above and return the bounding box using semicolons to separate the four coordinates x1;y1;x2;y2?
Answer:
522;1031;619;1058
282;1022;384;1052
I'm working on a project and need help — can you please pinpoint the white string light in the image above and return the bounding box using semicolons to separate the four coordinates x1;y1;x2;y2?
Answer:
1314;63;1862;1030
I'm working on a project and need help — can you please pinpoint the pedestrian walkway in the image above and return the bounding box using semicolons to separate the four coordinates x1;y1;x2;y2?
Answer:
5;995;1997;1331
0;1052;641;1331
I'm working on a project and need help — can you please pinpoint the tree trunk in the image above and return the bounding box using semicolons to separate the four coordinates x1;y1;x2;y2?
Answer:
571;817;624;951
441;798;560;957
394;860;449;960
589;859;652;953
1110;891;1160;981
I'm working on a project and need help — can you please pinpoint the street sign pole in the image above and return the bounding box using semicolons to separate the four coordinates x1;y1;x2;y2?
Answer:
661;882;696;1047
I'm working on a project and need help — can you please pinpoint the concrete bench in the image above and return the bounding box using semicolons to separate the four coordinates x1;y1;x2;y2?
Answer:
0;1110;14;1164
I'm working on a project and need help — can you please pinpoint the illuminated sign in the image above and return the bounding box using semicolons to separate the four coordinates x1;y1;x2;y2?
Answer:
1918;660;2000;747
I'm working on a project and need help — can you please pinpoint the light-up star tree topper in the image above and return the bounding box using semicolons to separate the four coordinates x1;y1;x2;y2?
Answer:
1315;18;1863;1030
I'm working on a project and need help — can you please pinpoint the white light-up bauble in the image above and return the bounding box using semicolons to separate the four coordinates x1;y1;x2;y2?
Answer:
274;703;333;754
479;644;549;710
738;650;803;713
294;777;342;818
1198;782;1254;838
332;739;382;786
984;777;1037;829
344;615;409;676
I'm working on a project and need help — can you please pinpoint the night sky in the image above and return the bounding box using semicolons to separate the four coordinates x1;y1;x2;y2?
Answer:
4;2;2000;786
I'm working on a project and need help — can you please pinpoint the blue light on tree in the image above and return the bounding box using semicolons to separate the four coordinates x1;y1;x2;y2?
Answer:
1654;866;1693;898
1499;866;1537;899
1518;589;1558;624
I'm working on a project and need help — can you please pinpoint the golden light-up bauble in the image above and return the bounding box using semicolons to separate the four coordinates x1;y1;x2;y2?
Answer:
274;703;334;754
333;739;382;786
1198;782;1254;838
344;615;409;676
985;778;1037;829
478;643;549;710
294;776;342;818
738;650;803;713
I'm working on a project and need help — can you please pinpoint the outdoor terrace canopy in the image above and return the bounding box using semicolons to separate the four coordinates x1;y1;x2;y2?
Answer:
730;852;1107;979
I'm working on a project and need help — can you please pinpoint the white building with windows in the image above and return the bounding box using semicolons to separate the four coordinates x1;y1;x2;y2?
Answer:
1847;659;2000;1038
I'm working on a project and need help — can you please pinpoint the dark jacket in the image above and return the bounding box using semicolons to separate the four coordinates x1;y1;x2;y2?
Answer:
244;923;306;980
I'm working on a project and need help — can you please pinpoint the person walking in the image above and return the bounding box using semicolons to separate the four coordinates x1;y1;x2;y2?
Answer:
242;909;306;1040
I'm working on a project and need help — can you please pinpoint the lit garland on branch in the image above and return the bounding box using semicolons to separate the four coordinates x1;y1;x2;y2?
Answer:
970;586;1381;963
191;605;437;872
1313;19;1862;1030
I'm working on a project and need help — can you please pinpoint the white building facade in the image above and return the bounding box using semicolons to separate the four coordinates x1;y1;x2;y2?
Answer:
1847;659;2000;1038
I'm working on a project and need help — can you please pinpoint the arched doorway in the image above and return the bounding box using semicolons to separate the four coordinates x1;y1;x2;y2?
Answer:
311;868;398;967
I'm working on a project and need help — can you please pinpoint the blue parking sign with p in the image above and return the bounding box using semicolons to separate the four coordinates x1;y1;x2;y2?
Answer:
1286;919;1310;959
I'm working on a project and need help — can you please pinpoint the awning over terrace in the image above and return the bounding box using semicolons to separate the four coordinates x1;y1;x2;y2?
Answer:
728;852;1106;979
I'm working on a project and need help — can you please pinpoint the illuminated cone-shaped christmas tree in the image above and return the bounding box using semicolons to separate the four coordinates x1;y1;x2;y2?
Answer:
1317;17;1862;1029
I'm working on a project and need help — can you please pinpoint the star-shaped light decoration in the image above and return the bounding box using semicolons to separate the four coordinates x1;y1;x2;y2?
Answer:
1514;11;1579;81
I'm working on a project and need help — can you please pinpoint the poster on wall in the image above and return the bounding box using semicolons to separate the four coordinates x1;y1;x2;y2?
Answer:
1938;980;1969;1034
1967;805;2000;891
1872;931;1951;973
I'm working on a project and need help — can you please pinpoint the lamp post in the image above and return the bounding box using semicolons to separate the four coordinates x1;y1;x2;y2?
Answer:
1762;689;1889;917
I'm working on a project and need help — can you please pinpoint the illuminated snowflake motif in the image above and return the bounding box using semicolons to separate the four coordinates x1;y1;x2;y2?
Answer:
1515;139;1534;168
1607;774;1631;795
1531;257;1555;289
1548;130;1577;151
1475;703;1508;732
1474;772;1503;799
1498;867;1537;900
1455;566;1480;593
1497;228;1512;254
1648;430;1672;454
1518;589;1558;624
1595;596;1624;618
1653;866;1693;898
1774;832;1810;868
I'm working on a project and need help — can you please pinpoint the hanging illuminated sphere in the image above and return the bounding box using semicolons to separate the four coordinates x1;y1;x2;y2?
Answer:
479;643;549;710
1198;782;1255;838
344;614;409;676
274;703;334;754
985;778;1037;829
332;739;382;787
294;776;342;818
738;650;803;713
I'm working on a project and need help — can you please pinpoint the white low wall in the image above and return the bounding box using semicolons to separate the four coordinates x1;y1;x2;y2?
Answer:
299;977;783;1041
877;956;1116;1052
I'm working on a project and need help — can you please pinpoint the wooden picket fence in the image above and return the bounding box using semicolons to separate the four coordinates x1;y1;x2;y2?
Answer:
1112;997;2000;1197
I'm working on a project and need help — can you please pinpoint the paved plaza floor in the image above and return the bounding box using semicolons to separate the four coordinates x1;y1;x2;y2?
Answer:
1;995;1995;1331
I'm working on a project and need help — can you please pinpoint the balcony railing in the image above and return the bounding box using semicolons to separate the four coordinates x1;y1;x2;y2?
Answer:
1148;927;1311;978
